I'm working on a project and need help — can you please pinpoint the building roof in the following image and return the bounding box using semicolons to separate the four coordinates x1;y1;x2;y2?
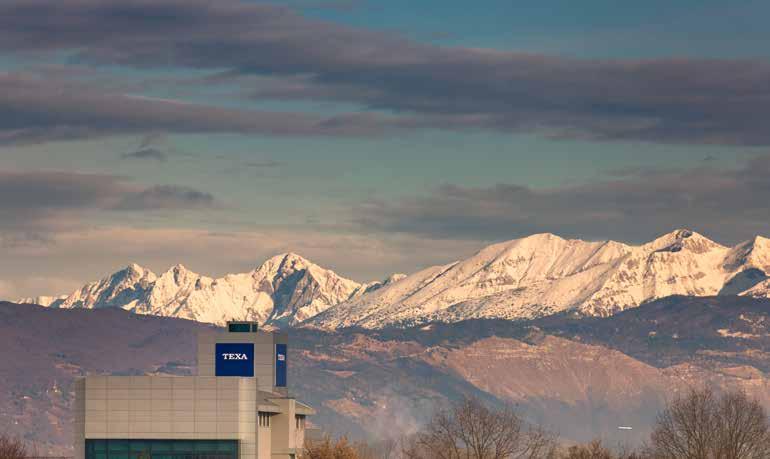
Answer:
258;390;316;416
294;400;316;416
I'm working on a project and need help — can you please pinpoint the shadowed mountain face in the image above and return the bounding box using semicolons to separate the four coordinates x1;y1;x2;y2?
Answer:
1;296;768;453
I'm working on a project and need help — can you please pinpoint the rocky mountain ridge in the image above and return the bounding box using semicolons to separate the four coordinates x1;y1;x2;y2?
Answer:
18;229;770;328
20;253;376;327
311;229;770;328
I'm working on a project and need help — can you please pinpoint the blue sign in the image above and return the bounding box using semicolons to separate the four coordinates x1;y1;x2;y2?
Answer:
275;344;287;387
215;343;254;377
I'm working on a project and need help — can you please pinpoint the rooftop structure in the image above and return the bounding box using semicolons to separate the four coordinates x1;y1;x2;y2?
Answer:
74;322;314;459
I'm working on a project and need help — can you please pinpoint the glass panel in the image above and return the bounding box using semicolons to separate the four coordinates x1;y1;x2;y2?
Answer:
228;323;251;332
194;442;218;453
130;441;151;453
85;440;237;459
173;441;194;452
109;440;129;452
151;441;173;452
217;442;237;452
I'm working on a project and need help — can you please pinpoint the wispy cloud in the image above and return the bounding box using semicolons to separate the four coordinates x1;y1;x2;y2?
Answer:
122;148;168;161
121;133;170;161
113;185;217;211
0;73;403;144
355;154;770;244
0;170;220;245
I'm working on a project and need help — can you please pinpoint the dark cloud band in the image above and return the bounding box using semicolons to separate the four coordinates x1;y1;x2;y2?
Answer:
0;1;768;145
0;73;402;144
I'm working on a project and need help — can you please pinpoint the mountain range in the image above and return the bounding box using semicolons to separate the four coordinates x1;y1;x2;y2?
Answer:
2;296;768;454
19;253;393;327
18;229;770;328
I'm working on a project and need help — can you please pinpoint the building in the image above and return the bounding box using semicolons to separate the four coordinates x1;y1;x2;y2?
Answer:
73;322;314;459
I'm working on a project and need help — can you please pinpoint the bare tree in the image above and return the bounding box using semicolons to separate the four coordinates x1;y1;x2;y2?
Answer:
558;439;649;459
561;440;614;459
0;435;26;459
650;387;769;459
304;435;360;459
304;435;400;459
402;397;557;459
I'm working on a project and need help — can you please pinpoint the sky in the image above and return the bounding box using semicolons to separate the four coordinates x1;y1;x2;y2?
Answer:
2;0;770;298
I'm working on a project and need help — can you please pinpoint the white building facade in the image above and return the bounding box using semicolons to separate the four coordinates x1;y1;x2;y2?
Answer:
74;322;314;459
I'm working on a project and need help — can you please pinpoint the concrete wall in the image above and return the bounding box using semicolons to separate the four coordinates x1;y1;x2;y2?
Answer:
257;415;272;459
197;330;278;393
76;376;259;459
74;379;86;459
269;399;296;459
74;329;305;459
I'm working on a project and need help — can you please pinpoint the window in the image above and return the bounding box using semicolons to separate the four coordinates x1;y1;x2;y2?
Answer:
258;412;271;427
295;415;305;430
227;323;252;333
86;440;237;459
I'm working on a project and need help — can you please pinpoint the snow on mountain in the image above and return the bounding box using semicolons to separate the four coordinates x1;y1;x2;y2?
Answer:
19;253;365;327
309;229;770;329
31;263;157;310
18;294;67;307
18;229;770;329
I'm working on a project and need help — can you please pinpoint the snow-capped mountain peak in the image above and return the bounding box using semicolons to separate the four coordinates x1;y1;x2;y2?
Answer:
309;229;770;329
20;254;364;328
17;229;770;330
36;263;157;311
643;228;721;253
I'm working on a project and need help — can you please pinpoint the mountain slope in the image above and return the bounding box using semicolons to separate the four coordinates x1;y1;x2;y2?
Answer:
2;298;768;453
310;229;770;328
18;229;770;329
20;253;366;327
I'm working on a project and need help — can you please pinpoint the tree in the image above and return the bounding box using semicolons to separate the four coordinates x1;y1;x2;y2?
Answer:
402;397;557;459
650;387;769;459
0;435;26;459
304;436;362;459
561;440;614;459
559;439;646;459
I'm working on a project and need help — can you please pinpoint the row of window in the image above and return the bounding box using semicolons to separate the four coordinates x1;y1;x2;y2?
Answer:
85;439;238;459
258;412;271;427
89;453;233;459
227;323;257;332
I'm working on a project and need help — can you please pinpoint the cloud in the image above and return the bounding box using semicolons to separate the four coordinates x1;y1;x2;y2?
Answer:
121;148;168;161
0;0;768;144
0;73;403;144
355;154;770;245
0;170;219;245
114;185;216;210
121;133;170;161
